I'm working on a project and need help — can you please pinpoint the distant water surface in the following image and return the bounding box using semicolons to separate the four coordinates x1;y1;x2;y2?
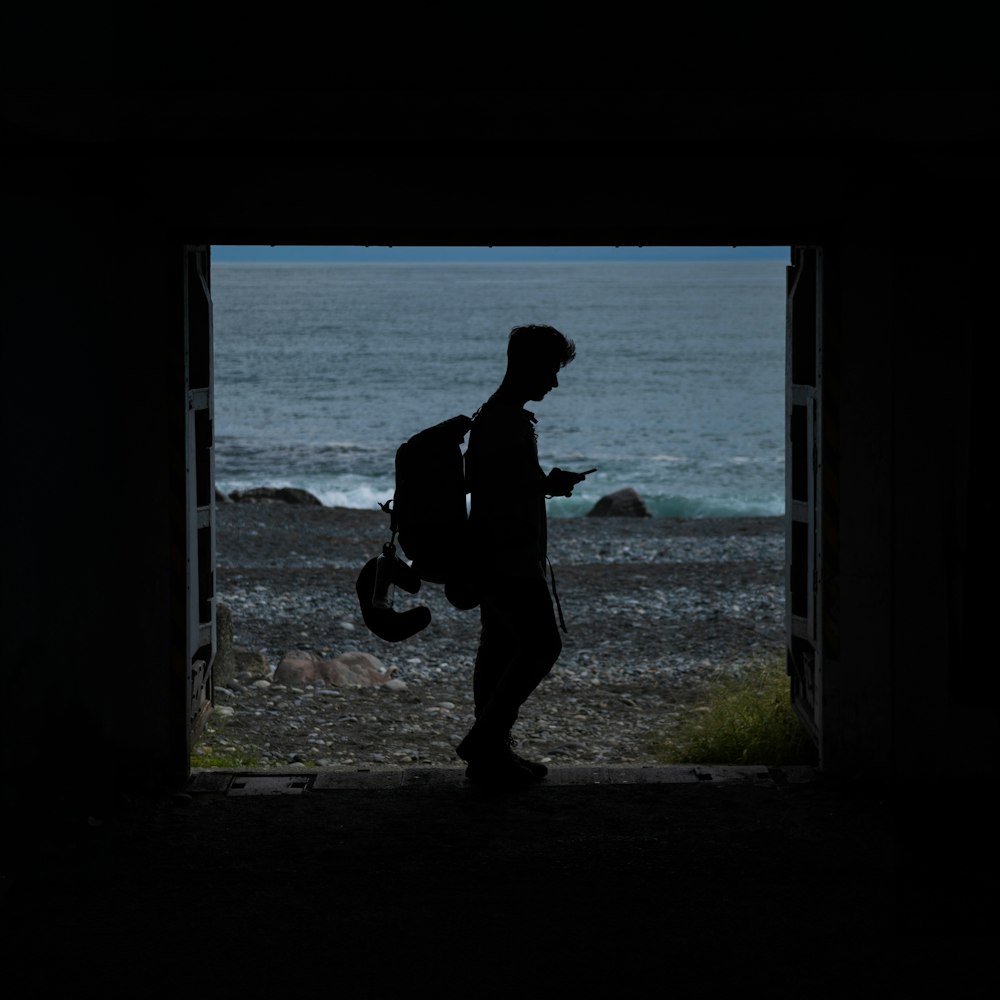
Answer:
211;260;787;518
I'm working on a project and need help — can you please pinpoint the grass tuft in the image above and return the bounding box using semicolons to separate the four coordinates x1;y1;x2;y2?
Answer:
652;652;818;766
190;747;267;770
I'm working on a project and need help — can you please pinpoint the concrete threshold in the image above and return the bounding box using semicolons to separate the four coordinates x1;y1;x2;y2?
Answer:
187;764;821;795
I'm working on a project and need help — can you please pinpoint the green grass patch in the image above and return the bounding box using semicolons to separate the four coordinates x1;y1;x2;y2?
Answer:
190;748;268;769
652;653;818;766
190;709;270;770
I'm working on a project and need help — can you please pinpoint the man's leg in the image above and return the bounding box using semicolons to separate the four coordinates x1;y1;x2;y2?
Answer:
457;574;561;780
472;599;516;721
473;574;561;734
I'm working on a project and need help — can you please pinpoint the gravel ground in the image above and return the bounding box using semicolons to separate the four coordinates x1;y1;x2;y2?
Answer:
199;501;786;772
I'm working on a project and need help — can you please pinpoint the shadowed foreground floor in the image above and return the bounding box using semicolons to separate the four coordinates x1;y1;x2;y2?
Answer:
1;765;990;995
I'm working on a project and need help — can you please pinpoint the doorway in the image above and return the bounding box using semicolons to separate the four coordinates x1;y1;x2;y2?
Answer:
193;248;804;772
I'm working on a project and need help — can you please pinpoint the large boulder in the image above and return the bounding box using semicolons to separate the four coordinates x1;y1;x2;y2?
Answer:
274;650;406;690
586;487;652;518
229;486;323;505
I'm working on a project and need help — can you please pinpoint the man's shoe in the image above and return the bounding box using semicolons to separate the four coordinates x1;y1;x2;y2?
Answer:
457;731;544;786
505;733;548;778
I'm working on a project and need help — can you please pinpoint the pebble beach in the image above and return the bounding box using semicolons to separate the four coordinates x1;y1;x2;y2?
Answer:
200;501;786;771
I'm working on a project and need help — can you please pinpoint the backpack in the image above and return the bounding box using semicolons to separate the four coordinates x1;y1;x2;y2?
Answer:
380;413;480;609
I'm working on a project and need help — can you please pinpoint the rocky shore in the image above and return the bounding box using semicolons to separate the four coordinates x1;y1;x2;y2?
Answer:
200;501;786;772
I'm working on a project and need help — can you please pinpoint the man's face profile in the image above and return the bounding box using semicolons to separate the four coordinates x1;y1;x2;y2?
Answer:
525;360;561;401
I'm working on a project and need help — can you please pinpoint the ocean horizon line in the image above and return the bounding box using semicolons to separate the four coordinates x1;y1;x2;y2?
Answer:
211;246;790;264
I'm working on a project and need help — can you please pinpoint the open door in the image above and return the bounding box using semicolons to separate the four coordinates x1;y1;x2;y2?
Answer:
786;246;822;754
184;245;216;750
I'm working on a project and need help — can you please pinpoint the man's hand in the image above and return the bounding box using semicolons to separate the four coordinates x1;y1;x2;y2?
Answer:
544;467;593;497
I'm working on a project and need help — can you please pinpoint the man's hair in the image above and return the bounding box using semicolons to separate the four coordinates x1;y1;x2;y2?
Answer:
506;324;576;370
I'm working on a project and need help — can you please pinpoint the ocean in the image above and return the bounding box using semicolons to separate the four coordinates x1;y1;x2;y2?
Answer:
210;259;788;519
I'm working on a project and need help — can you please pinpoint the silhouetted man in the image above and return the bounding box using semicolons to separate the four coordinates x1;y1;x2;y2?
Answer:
457;325;592;785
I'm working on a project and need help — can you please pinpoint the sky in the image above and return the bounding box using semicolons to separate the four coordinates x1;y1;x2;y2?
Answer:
210;245;789;263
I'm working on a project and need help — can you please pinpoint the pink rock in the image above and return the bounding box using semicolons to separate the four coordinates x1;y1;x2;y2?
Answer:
274;650;403;688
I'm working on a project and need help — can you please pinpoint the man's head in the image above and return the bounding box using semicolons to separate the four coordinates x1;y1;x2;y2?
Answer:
505;324;576;401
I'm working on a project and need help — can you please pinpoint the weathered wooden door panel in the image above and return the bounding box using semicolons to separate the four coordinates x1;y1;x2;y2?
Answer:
185;245;215;749
786;246;822;747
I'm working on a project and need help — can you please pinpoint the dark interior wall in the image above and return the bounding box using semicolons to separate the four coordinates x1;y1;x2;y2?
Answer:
1;90;994;812
828;155;994;782
2;175;114;791
810;225;898;780
889;231;990;779
117;242;189;785
2;150;187;813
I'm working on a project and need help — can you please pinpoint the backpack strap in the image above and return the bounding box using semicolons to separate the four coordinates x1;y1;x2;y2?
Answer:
377;498;398;545
546;556;568;633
